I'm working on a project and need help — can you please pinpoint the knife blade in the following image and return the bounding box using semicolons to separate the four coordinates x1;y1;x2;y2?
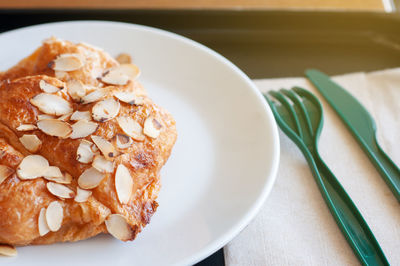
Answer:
306;69;400;202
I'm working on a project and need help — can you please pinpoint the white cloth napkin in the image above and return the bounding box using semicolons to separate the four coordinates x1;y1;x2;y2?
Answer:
225;68;400;265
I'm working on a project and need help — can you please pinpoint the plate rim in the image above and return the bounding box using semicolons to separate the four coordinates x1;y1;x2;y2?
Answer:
0;20;280;265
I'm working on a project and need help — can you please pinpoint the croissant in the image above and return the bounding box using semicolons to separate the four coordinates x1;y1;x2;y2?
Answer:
0;37;177;252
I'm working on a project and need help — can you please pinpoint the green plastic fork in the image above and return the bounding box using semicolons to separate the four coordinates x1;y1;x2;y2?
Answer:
264;87;388;266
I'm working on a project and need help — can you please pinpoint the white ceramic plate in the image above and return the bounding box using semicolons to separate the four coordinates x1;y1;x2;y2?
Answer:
0;21;279;266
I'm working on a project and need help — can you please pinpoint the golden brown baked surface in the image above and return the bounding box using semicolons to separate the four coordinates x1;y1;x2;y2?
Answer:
0;38;177;246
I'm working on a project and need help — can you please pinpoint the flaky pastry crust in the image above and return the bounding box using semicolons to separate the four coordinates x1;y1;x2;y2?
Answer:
0;38;176;246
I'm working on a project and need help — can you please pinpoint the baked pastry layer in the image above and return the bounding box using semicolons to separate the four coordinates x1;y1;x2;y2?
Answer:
0;38;177;246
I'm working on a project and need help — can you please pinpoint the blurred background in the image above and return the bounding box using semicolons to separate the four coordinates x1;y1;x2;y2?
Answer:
0;0;398;11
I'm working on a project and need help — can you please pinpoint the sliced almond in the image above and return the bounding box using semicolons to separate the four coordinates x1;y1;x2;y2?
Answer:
44;171;72;184
66;79;87;102
77;140;95;164
19;134;42;153
119;64;140;78
92;98;120;122
37;114;55;120
17;155;49;180
74;187;92;203
30;93;72;116
115;53;131;64
91;142;99;153
49;53;84;72
91;135;120;160
143;117;162;139
16;124;37;131
37;119;72;138
92;155;114;173
61;172;73;184
113;91;136;104
70;120;98;139
115;134;133;149
47;182;75;199
0;244;17;257
58;113;72;122
105;214;135;241
115;164;133;204
39;79;61;93
43;166;63;179
70;111;92;121
55;70;69;80
101;64;140;86
38;207;50;236
81;88;107;104
0;165;14;184
101;72;128;86
45;201;63;232
113;91;144;106
78;167;105;189
116;116;145;141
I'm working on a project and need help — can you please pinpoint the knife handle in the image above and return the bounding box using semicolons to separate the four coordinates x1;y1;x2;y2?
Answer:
362;137;400;202
301;149;389;266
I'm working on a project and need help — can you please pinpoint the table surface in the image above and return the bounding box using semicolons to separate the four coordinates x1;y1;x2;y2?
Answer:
0;0;386;11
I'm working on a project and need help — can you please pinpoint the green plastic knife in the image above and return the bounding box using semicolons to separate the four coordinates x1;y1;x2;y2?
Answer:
306;69;400;202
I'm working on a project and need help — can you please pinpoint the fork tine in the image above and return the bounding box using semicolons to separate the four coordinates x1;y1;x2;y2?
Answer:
293;87;323;113
293;87;324;135
268;90;303;138
280;88;314;137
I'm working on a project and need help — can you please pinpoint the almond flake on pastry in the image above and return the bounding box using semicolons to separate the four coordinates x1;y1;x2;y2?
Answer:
19;134;42;153
92;155;114;173
37;114;55;120
115;53;131;64
0;244;17;257
92;98;120;122
70;111;92;121
30;93;72;116
100;64;140;85
66;79;87;102
70;120;98;139
37;119;72;138
46;182;75;199
45;201;64;232
115;164;133;204
39;79;62;93
44;170;72;185
143;117;162;139
16;155;49;180
74;187;92;203
38;207;50;236
81;88;107;104
77;140;96;164
105;214;135;241
49;53;84;72
78;167;105;189
91;135;120;161
115;134;133;149
116;116;145;141
16;124;37;131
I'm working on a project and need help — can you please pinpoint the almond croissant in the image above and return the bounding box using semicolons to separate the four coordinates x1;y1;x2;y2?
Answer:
0;38;177;248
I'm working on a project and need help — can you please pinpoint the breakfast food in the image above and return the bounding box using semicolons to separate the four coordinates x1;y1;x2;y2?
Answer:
0;38;177;256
